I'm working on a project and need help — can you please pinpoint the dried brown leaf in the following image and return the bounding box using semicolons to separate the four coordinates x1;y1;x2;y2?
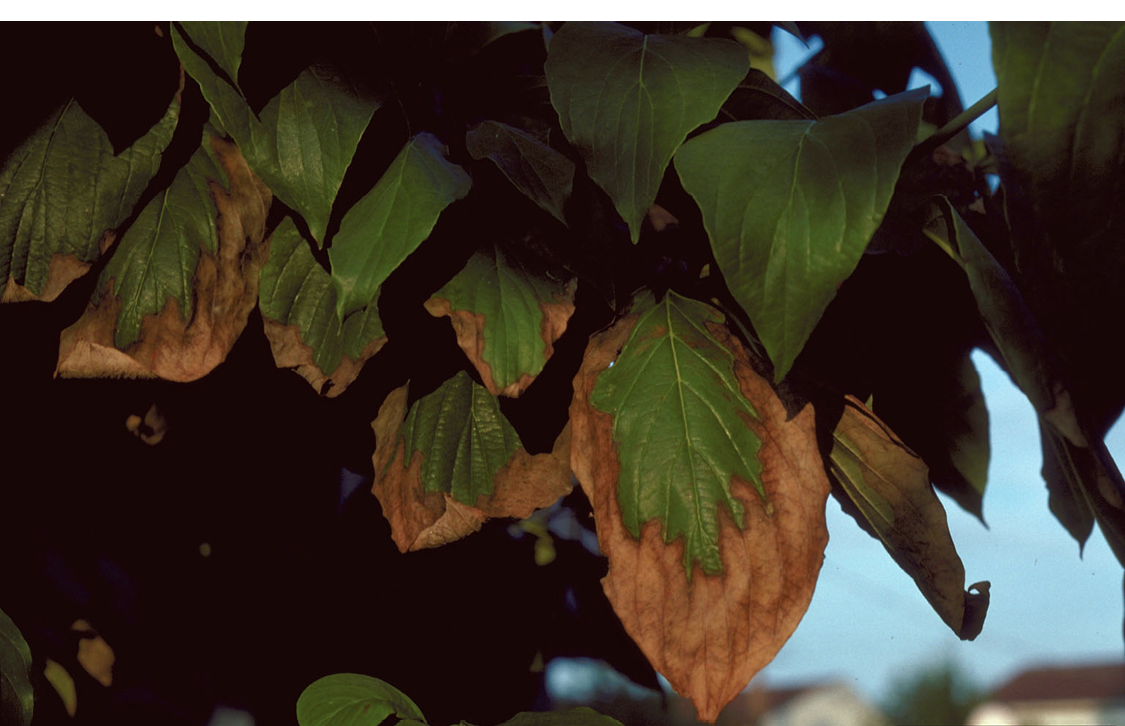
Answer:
0;244;108;303
56;136;271;381
569;314;830;722
261;317;386;397
71;620;114;688
371;385;573;551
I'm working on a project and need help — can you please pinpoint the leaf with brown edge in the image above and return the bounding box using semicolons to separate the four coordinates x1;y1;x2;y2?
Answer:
56;132;271;381
371;384;573;552
829;395;990;640
569;303;830;723
424;245;575;397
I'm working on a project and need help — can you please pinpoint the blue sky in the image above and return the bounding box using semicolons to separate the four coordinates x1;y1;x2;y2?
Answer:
550;21;1124;710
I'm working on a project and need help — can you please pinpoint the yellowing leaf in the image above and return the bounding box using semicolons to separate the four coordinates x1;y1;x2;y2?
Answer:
570;300;830;722
72;620;114;688
43;659;77;717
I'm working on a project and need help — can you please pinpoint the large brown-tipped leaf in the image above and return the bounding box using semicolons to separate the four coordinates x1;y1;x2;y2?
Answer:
545;22;748;242
829;396;990;640
570;295;830;722
424;245;576;398
0;90;179;303
675;88;926;381
56;132;271;380
259;216;386;397
372;379;572;552
173;23;379;245
466;120;575;224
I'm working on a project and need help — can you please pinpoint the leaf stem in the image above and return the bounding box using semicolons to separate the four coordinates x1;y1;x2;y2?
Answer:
908;88;999;164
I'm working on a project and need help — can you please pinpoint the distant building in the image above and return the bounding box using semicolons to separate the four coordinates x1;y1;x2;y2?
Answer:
966;662;1125;726
751;682;888;726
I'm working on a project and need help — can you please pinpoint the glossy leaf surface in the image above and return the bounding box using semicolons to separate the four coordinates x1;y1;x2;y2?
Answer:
466;120;575;223
0;95;178;302
676;88;926;381
329;133;471;319
546;22;747;242
425;245;575;397
296;673;425;726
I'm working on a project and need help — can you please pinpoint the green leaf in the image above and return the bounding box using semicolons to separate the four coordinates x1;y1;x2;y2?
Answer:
329;133;471;320
719;69;815;122
259;216;386;390
498;707;624;726
0;94;179;301
296;673;425;726
545;22;748;242
179;21;248;89
99;124;227;348
425;245;574;396
466;120;575;224
399;370;522;505
1;608;34;726
675;88;926;381
173;23;380;244
589;290;764;576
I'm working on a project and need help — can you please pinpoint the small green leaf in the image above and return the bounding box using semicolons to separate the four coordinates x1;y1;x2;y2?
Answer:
426;245;574;396
466;121;575;223
545;22;748;242
498;707;624;726
99;124;227;348
1;607;34;726
590;290;763;576
296;673;425;726
675;87;926;381
259;216;386;385
179;21;248;88
400;370;522;505
0;94;179;300
329;133;471;320
173;24;380;244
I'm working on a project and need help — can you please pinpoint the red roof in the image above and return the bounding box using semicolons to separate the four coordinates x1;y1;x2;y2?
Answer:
992;663;1125;703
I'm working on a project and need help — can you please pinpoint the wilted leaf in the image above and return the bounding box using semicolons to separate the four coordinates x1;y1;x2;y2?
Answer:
329;133;471;319
296;673;425;726
829;396;989;639
259;216;386;396
0;607;33;726
0;91;179;302
43;659;76;717
498;707;624;726
179;21;247;89
372;379;572;552
570;294;830;721
675;88;925;381
424;245;576;397
545;22;748;242
56;132;271;380
72;620;114;687
466;120;575;224
173;23;379;244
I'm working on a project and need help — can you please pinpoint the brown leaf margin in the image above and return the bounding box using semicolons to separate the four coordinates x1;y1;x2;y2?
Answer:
56;136;272;381
569;312;830;723
424;278;576;398
371;384;573;551
261;316;386;398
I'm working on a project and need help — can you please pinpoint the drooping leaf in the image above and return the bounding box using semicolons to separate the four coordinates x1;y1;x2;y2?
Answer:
259;216;386;396
56;132;272;381
296;673;425;726
991;22;1125;437
329;133;471;319
466;120;575;224
372;383;572;552
0;607;33;726
829;396;990;640
0;92;179;302
498;708;624;726
570;292;830;721
173;23;379;244
545;22;748;242
179;21;247;89
424;245;576;397
675;88;926;381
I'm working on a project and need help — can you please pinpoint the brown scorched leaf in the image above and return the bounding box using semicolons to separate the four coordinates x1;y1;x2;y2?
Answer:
371;385;573;551
829;396;990;639
56;135;271;380
569;311;830;722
